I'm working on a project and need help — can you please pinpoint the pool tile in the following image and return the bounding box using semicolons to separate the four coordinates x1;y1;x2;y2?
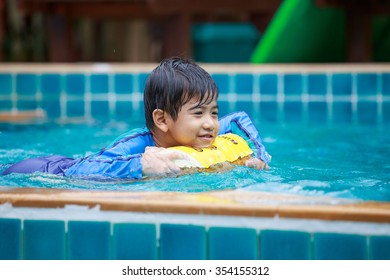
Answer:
284;102;302;122
114;100;133;120
116;99;145;122
42;100;61;118
0;73;12;95
65;74;85;95
90;73;109;94
313;233;367;260
0;100;12;110
137;73;149;92
0;218;22;260
117;100;146;122
382;73;390;95
308;74;327;95
159;224;206;260
369;235;390;260
308;102;327;123
236;101;254;116
332;102;352;123
218;100;231;117
260;230;311;260
235;74;253;94
114;73;133;94
113;223;157;260
2;68;387;126
208;227;258;260
259;74;278;95
356;73;378;95
23;220;65;260
66;100;85;117
332;73;352;95
211;73;229;94
91;100;109;119
284;74;303;95
357;101;377;123
136;101;145;122
16;73;37;96
16;100;38;110
260;101;278;122
41;74;61;98
383;102;390;123
68;221;111;260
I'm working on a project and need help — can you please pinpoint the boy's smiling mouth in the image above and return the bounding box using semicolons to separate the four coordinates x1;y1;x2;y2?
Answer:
197;133;215;145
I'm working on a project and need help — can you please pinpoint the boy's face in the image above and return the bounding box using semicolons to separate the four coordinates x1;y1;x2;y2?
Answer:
165;95;220;148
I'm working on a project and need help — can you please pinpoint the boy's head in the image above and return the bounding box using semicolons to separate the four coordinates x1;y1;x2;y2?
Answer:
144;57;219;131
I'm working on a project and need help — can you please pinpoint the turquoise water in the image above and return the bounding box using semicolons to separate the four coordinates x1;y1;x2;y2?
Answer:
0;121;389;202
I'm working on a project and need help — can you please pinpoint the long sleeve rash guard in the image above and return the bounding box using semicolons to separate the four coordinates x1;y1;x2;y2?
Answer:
65;111;271;179
2;111;270;179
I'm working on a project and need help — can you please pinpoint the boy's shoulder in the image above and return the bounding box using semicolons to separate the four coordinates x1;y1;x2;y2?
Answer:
109;127;153;147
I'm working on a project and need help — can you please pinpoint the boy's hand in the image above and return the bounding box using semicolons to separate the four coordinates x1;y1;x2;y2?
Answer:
141;146;190;177
245;158;268;170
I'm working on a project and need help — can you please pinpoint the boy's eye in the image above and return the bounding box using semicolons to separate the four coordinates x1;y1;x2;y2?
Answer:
194;111;203;115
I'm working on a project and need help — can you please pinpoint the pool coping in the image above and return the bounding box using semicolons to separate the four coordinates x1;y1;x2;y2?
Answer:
1;63;390;73
0;187;389;223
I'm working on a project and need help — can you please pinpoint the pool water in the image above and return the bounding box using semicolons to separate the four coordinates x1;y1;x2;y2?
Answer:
0;121;389;202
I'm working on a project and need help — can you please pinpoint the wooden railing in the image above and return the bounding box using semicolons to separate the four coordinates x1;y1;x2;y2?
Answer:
10;0;281;62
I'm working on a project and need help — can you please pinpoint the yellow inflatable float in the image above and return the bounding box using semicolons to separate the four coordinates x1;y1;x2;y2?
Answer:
168;133;253;169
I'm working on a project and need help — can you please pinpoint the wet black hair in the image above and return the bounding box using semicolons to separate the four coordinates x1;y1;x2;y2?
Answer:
144;57;219;130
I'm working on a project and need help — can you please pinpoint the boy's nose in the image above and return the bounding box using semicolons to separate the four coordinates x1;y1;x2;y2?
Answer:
202;116;215;129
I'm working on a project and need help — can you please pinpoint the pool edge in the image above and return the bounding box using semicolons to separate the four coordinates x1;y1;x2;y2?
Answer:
1;187;389;223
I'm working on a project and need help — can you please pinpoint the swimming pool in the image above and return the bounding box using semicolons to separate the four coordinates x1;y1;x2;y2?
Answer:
0;63;389;260
0;122;389;202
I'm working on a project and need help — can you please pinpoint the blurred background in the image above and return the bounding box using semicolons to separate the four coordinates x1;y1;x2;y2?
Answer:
1;0;389;64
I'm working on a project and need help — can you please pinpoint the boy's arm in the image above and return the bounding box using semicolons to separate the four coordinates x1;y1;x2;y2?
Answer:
64;134;148;179
65;128;189;179
219;111;271;165
65;153;144;179
66;146;190;179
65;128;151;179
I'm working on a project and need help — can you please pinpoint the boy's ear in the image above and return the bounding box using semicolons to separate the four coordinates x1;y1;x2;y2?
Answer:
152;109;169;132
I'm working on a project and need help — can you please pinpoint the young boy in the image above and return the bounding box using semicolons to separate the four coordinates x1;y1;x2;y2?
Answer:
2;57;271;179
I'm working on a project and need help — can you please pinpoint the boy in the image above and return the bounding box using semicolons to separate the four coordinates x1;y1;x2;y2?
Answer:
2;57;271;179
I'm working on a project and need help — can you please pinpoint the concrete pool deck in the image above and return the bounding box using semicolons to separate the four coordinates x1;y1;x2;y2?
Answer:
0;187;389;223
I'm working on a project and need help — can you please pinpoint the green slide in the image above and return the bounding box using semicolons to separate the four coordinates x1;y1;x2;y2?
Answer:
251;0;345;63
251;0;390;63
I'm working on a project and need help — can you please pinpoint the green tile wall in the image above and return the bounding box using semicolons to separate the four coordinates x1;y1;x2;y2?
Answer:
68;221;111;260
0;218;388;260
113;223;157;260
208;227;258;260
23;220;66;260
159;224;207;260
369;235;390;260
0;218;22;259
0;70;388;124
260;230;311;260
313;233;368;260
